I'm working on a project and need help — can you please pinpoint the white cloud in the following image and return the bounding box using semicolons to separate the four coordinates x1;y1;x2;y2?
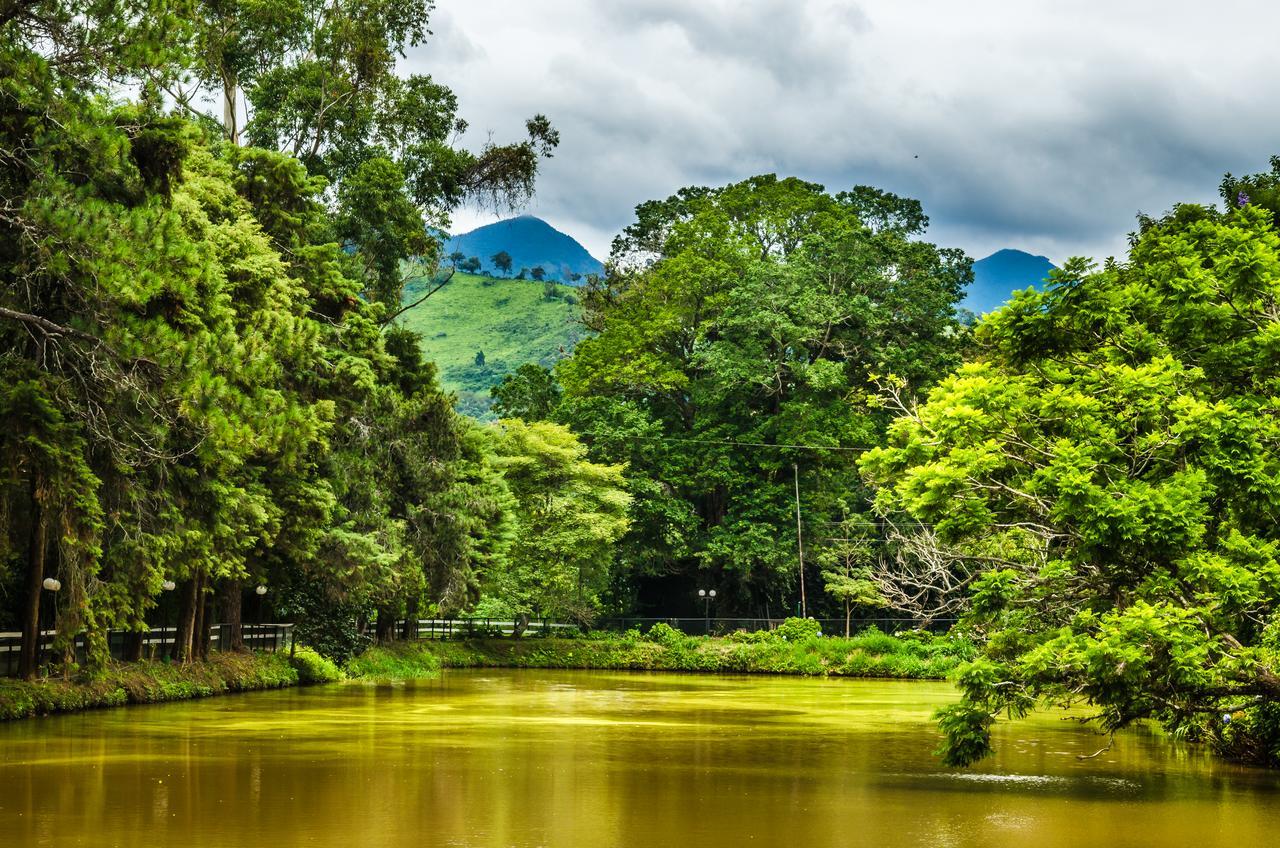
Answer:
409;0;1280;265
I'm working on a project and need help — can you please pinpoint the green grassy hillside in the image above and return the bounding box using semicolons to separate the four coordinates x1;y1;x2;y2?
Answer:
397;272;585;418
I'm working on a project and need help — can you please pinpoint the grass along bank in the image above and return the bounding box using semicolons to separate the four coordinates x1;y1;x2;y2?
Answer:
0;647;342;721
351;621;976;681
0;623;972;719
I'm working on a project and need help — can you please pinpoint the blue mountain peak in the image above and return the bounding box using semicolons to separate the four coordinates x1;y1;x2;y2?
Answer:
965;249;1055;314
443;216;604;284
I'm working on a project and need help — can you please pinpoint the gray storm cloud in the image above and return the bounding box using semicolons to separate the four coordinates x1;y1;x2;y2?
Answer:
406;0;1279;265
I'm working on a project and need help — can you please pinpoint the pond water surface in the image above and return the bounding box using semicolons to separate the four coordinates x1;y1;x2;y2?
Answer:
1;669;1276;847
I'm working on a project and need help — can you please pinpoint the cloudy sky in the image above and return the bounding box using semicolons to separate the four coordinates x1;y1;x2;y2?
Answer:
405;1;1278;265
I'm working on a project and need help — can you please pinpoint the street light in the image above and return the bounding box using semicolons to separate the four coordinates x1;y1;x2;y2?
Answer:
255;585;268;646
40;578;60;668
698;588;717;636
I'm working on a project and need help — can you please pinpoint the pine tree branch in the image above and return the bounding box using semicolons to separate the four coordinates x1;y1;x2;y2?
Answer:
0;306;157;369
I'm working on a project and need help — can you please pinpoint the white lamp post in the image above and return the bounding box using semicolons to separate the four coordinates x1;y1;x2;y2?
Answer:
160;578;176;658
255;585;267;639
39;577;60;667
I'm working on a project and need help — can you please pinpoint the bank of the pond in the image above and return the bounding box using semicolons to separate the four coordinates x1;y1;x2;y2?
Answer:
0;647;342;721
350;626;976;681
0;627;972;719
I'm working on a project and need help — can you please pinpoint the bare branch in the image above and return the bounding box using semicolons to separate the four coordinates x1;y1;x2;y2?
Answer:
380;268;454;325
1076;733;1115;760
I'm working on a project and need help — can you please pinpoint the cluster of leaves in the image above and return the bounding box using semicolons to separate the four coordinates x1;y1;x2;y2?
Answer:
862;178;1280;766
177;0;558;306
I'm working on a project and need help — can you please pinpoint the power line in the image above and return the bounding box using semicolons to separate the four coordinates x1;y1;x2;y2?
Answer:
811;520;938;527
500;419;878;453
583;432;874;453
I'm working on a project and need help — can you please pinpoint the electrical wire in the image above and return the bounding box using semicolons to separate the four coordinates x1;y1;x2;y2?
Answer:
580;432;875;452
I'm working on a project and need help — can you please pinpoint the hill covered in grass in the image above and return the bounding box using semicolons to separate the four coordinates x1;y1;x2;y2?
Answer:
398;272;586;417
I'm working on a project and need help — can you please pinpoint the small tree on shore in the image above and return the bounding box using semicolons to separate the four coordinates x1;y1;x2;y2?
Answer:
817;527;882;636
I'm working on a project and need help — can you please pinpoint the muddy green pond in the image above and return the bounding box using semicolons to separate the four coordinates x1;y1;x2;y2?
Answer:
2;669;1276;847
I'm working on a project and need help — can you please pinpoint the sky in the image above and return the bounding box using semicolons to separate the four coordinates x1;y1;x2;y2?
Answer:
405;0;1279;265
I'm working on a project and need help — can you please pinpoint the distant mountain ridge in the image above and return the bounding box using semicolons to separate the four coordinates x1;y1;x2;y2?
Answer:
966;249;1055;314
444;216;604;284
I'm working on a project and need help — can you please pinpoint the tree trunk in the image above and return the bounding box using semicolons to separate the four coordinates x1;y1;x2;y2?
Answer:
513;612;531;639
794;463;806;619
222;70;240;145
375;607;397;644
124;630;144;662
222;578;245;652
845;602;852;638
175;577;198;662
18;483;47;680
400;597;418;640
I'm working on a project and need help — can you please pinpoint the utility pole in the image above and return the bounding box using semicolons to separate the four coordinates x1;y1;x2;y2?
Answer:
793;463;806;618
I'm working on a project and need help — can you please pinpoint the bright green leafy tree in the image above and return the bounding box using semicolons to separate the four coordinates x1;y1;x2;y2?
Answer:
476;420;630;625
862;172;1280;767
555;175;970;615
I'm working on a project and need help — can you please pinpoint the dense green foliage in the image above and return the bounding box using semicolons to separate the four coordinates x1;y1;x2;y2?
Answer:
475;420;631;623
184;0;558;306
397;272;583;418
0;0;554;676
503;176;970;616
862;174;1280;767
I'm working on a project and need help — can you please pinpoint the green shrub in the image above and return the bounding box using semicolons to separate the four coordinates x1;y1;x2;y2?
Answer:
775;617;822;642
849;626;903;655
291;647;345;683
345;643;443;681
726;629;776;643
644;621;684;647
891;628;935;644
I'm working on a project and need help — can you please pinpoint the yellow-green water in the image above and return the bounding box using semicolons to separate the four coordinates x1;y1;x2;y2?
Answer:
1;670;1276;847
